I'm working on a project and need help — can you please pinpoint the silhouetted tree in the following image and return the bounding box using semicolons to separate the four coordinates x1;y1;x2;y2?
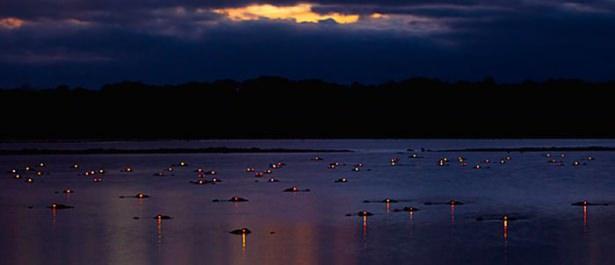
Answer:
0;77;613;139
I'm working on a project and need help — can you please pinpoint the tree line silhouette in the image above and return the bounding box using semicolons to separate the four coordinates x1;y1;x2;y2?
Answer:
1;76;614;139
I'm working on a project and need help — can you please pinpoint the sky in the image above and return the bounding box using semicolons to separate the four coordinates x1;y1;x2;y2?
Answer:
1;0;615;88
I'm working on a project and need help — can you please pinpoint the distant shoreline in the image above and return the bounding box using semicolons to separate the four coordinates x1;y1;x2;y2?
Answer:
432;146;615;152
0;147;352;156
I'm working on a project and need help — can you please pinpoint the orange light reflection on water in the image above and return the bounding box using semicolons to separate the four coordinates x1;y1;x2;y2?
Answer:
583;205;588;227
450;205;456;225
503;219;508;241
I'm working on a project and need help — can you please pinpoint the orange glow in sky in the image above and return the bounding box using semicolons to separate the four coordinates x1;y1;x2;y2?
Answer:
213;3;360;24
0;17;24;29
370;13;388;19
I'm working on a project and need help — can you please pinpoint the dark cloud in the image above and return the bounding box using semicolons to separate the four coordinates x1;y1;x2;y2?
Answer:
1;1;615;87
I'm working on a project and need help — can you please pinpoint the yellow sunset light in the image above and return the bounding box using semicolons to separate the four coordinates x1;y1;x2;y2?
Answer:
213;3;360;24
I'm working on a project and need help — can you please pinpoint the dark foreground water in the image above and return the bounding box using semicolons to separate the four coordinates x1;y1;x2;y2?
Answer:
1;139;615;265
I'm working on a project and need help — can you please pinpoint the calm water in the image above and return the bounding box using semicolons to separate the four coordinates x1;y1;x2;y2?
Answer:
1;139;615;265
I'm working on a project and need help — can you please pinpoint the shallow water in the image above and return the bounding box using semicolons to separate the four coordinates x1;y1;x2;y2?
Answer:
1;139;615;265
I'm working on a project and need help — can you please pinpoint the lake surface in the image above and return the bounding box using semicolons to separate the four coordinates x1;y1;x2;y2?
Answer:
1;139;615;265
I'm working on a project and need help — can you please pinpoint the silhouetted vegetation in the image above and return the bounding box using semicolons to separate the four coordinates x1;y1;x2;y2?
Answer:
1;76;614;139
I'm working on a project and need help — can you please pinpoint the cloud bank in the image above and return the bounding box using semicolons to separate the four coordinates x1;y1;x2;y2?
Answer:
1;1;615;87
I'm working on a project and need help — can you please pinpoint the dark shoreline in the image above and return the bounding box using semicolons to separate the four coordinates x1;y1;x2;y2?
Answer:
4;77;615;139
0;147;352;156
432;146;615;152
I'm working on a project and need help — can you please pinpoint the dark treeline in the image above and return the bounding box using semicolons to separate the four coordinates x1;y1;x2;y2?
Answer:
1;76;614;140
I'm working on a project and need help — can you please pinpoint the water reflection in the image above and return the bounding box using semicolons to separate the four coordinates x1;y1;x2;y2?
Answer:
362;215;367;235
51;208;57;226
502;216;510;265
241;233;246;249
408;211;416;236
583;205;588;228
3;141;615;265
503;217;509;241
156;219;163;247
450;205;455;225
